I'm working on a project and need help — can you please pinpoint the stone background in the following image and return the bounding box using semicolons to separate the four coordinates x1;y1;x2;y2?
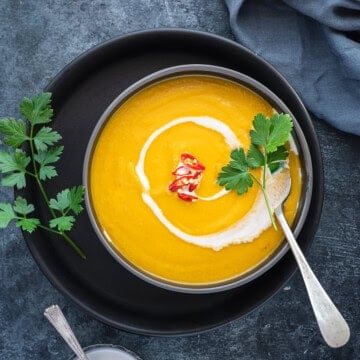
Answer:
0;1;359;359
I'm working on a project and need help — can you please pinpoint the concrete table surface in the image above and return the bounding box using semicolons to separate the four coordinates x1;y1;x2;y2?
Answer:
0;1;359;359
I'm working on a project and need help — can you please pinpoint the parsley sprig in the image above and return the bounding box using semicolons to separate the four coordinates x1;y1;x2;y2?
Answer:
217;113;293;230
0;93;86;258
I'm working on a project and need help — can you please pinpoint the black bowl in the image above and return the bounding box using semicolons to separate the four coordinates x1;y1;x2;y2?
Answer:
84;64;313;293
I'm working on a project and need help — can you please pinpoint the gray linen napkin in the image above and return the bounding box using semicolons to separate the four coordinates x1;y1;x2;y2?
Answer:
225;0;360;135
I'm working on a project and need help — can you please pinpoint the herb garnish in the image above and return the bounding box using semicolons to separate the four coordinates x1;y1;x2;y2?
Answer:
217;113;293;230
0;93;86;258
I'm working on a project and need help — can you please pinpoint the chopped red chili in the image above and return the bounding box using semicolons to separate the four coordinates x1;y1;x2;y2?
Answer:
177;192;198;202
180;153;205;171
168;153;205;202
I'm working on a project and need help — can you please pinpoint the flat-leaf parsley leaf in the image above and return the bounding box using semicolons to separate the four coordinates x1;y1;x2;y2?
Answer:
217;113;293;230
0;93;86;258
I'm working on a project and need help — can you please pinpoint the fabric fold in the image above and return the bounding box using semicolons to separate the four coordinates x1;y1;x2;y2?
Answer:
225;0;360;135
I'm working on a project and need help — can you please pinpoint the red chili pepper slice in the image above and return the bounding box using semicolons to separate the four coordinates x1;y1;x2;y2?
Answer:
181;153;205;171
188;183;197;192
169;173;202;192
188;175;201;191
171;166;192;176
168;178;186;192
168;176;195;192
178;192;198;202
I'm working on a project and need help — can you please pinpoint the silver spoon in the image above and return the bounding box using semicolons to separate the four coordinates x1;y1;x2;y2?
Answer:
272;170;350;348
44;305;90;360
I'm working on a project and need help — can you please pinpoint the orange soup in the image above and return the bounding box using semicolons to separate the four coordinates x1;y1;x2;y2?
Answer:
90;75;301;284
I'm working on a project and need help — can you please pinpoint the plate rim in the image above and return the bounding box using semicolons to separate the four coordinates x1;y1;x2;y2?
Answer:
20;28;324;336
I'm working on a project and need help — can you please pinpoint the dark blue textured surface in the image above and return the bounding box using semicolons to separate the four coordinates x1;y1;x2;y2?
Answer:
225;0;360;135
0;1;359;359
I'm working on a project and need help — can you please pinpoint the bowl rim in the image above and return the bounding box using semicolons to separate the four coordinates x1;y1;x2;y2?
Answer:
67;343;143;360
83;64;313;294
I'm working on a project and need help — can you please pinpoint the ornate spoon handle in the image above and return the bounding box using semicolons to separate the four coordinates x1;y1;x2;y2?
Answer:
44;305;89;360
275;206;350;348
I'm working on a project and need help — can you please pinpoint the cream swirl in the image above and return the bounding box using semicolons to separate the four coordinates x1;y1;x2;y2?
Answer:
135;116;290;251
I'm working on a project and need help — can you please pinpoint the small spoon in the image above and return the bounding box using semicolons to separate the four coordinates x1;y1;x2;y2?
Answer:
44;305;90;360
273;170;350;348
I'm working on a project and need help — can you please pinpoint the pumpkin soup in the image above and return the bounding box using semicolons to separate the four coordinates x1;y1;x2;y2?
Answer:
90;75;302;284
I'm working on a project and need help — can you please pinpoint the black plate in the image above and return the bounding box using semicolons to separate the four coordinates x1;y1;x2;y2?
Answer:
21;29;323;336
